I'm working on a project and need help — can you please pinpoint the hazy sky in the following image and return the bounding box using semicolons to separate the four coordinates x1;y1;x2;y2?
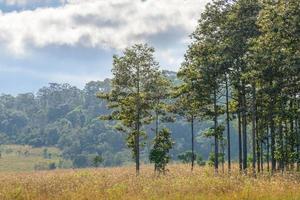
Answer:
0;0;211;94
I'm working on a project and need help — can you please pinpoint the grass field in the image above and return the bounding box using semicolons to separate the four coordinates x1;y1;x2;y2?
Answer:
0;145;71;172
0;164;300;200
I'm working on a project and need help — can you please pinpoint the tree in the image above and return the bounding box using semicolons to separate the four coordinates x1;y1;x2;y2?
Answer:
181;0;228;173
151;71;172;137
178;151;197;164
93;155;103;167
250;0;300;173
172;70;208;171
149;128;173;174
224;0;261;172
98;44;160;174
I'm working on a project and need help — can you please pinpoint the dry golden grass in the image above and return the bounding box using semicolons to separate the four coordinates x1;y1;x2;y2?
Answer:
0;164;300;200
0;145;66;172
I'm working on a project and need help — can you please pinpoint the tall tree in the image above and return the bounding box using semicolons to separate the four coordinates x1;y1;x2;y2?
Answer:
250;0;300;172
223;0;261;172
98;44;160;174
172;79;203;171
149;71;172;171
187;0;229;173
151;72;172;137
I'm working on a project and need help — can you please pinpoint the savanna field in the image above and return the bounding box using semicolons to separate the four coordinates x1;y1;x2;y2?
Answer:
1;165;300;200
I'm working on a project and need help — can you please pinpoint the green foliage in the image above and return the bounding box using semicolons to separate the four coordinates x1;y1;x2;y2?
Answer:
48;162;56;170
196;155;206;166
202;125;225;139
1;0;299;174
93;155;103;167
0;72;228;169
98;44;161;162
149;128;173;173
177;151;206;166
207;152;224;167
177;151;196;164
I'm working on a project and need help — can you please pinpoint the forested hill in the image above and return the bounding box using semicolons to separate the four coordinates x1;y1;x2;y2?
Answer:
0;71;237;167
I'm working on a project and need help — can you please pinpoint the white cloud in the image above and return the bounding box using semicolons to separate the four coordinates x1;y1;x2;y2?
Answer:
0;0;54;6
156;49;184;69
0;0;210;55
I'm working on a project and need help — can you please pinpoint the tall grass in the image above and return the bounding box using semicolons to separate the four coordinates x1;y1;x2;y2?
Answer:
0;164;299;200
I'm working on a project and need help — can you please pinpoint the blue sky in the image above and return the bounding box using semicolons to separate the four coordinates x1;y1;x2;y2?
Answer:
0;0;210;95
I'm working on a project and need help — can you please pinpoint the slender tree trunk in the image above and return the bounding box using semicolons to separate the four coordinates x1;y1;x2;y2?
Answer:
279;99;284;172
155;110;159;137
242;84;247;172
135;66;141;175
290;100;295;170
297;119;300;171
238;111;243;172
135;127;140;175
256;105;261;173
269;82;276;173
284;121;289;171
237;71;243;172
191;115;195;171
260;139;264;172
154;109;159;172
257;137;260;173
214;88;219;174
270;115;276;173
221;140;225;174
225;77;231;173
267;126;270;172
296;100;300;171
279;121;284;172
251;84;256;176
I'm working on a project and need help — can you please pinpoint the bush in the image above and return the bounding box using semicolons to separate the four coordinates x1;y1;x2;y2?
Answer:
196;155;206;166
149;128;173;173
34;162;57;171
48;162;56;170
207;152;224;167
177;151;196;164
93;155;103;167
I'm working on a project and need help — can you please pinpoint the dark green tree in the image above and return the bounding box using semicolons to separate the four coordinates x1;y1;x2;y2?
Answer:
149;128;173;174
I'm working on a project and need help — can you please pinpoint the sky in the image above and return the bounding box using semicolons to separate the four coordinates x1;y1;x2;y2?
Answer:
0;0;211;95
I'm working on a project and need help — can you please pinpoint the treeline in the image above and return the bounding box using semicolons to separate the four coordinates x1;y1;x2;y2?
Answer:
0;75;228;168
100;0;300;174
0;81;130;167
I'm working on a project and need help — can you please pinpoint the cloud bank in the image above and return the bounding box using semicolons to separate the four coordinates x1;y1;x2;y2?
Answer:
0;0;61;6
0;0;210;55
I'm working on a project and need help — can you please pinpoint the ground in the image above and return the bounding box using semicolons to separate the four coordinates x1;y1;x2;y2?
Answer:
0;145;71;172
0;164;299;200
